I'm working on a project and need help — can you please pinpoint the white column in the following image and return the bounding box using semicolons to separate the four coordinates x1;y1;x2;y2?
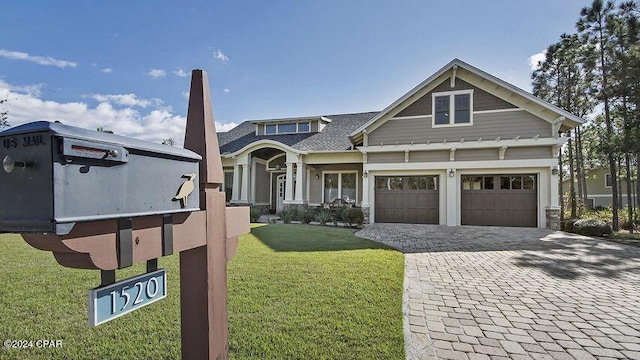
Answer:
284;162;294;202
361;170;370;207
240;164;250;203
231;164;240;202
446;169;457;226
294;162;304;203
549;168;559;207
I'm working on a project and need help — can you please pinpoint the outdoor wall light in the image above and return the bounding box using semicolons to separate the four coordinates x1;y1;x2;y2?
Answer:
275;164;281;171
362;170;368;179
315;173;320;179
448;169;455;177
552;166;559;175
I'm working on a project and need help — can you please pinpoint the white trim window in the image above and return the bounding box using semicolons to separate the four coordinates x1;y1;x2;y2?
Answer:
322;171;358;204
264;122;312;135
432;89;473;127
605;173;612;188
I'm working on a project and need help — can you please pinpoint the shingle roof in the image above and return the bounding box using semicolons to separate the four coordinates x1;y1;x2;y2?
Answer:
218;111;378;154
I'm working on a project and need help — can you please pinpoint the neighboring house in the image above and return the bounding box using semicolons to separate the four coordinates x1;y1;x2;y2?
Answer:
562;167;638;209
218;59;583;229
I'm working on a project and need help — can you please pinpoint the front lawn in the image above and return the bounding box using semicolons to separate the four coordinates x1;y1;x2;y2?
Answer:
0;224;404;359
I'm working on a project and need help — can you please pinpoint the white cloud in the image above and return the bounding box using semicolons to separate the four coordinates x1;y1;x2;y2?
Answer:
182;91;190;100
100;68;113;73
528;50;547;70
213;49;229;63
0;49;77;69
89;93;164;108
146;69;166;78
173;68;188;77
216;122;238;132
0;80;240;147
223;88;230;93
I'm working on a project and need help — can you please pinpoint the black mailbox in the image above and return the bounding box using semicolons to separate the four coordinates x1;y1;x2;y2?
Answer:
0;121;201;235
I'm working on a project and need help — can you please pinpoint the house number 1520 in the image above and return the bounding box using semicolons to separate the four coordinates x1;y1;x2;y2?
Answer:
110;278;160;313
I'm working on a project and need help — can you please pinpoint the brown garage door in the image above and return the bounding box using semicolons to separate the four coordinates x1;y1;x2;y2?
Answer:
461;175;537;227
375;176;438;224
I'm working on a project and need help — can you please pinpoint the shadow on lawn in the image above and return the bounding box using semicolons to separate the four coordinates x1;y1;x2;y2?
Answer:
250;224;395;252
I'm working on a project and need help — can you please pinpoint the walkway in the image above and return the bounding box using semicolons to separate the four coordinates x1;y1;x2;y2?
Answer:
356;224;640;360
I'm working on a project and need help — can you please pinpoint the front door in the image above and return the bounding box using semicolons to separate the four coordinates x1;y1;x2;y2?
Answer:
276;174;286;213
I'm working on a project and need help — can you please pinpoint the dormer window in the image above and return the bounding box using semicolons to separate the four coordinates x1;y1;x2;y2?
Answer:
432;89;473;127
264;122;311;135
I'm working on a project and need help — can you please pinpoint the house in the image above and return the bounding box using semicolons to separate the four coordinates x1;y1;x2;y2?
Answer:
218;59;583;229
562;167;638;209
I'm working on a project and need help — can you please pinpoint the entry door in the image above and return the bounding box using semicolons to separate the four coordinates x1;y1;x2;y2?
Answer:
276;174;285;213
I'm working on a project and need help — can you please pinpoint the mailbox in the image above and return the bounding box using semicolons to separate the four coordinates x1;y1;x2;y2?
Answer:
0;121;201;235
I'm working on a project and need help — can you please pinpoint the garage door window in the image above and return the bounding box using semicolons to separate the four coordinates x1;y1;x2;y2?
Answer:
462;176;493;190
376;177;404;190
408;176;438;190
500;175;536;190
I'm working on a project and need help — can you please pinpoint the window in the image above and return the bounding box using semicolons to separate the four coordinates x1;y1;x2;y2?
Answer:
376;177;403;190
462;176;491;190
264;122;312;135
223;172;233;202
432;90;473;126
324;172;358;203
278;123;296;134
605;173;612;188
297;122;310;132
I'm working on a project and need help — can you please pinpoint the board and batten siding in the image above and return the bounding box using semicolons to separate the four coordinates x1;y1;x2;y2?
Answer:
254;162;270;203
368;111;552;146
396;79;517;118
308;163;362;205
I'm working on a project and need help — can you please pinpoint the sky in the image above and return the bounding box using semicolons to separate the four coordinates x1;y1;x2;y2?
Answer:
0;1;592;146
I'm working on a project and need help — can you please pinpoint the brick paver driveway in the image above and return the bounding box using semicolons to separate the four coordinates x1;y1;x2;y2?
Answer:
356;224;640;360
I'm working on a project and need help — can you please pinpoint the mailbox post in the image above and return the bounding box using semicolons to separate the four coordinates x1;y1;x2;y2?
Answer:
0;69;248;360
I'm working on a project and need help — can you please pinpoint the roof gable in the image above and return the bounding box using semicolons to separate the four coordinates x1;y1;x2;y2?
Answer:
350;58;584;141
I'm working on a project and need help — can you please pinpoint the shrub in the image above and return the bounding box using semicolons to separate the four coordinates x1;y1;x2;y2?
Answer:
288;207;301;222
278;210;294;224
300;207;317;224
342;208;365;228
573;219;613;237
249;207;264;223
315;209;332;226
562;218;579;233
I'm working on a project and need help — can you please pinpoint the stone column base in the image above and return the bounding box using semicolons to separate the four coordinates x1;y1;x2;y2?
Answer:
546;207;561;230
362;206;370;225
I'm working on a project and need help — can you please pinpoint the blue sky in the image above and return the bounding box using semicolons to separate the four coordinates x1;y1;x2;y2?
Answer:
1;1;590;145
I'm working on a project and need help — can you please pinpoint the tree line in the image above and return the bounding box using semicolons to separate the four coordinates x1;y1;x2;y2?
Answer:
532;0;639;231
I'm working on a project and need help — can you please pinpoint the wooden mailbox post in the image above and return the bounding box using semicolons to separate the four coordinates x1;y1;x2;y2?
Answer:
9;70;248;359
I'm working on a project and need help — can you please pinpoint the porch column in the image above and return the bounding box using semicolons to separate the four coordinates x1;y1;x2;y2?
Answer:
549;167;559;207
240;164;250;203
294;161;305;203
231;164;240;202
446;169;457;226
284;162;294;202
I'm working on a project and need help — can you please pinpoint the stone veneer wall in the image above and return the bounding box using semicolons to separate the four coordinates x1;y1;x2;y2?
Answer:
546;208;561;230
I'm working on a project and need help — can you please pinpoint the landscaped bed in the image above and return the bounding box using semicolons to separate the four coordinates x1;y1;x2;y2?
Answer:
0;224;404;359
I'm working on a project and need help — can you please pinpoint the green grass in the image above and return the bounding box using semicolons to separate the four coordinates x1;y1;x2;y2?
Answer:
0;224;404;359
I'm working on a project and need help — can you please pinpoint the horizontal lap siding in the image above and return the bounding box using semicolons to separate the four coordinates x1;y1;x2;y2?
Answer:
368;111;552;145
410;151;449;162
255;163;270;203
368;152;404;164
455;148;497;161
505;146;552;160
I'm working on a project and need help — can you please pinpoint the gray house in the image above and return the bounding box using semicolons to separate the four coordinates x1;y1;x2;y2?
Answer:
218;59;583;229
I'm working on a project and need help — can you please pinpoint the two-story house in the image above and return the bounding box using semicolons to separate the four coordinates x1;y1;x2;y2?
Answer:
218;59;583;229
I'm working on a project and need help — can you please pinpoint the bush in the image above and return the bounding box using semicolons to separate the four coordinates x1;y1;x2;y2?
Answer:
249;207;264;223
315;209;332;226
572;219;613;237
562;218;579;233
278;210;294;224
288;207;301;222
342;208;365;228
300;208;317;224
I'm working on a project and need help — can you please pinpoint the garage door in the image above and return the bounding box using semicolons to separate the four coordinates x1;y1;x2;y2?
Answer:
461;175;537;227
375;176;438;224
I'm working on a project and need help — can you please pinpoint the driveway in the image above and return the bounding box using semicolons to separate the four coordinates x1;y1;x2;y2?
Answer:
356;224;640;360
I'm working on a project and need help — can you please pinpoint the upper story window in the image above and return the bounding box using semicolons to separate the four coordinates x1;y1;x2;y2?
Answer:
605;173;612;187
264;122;311;135
432;89;473;127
